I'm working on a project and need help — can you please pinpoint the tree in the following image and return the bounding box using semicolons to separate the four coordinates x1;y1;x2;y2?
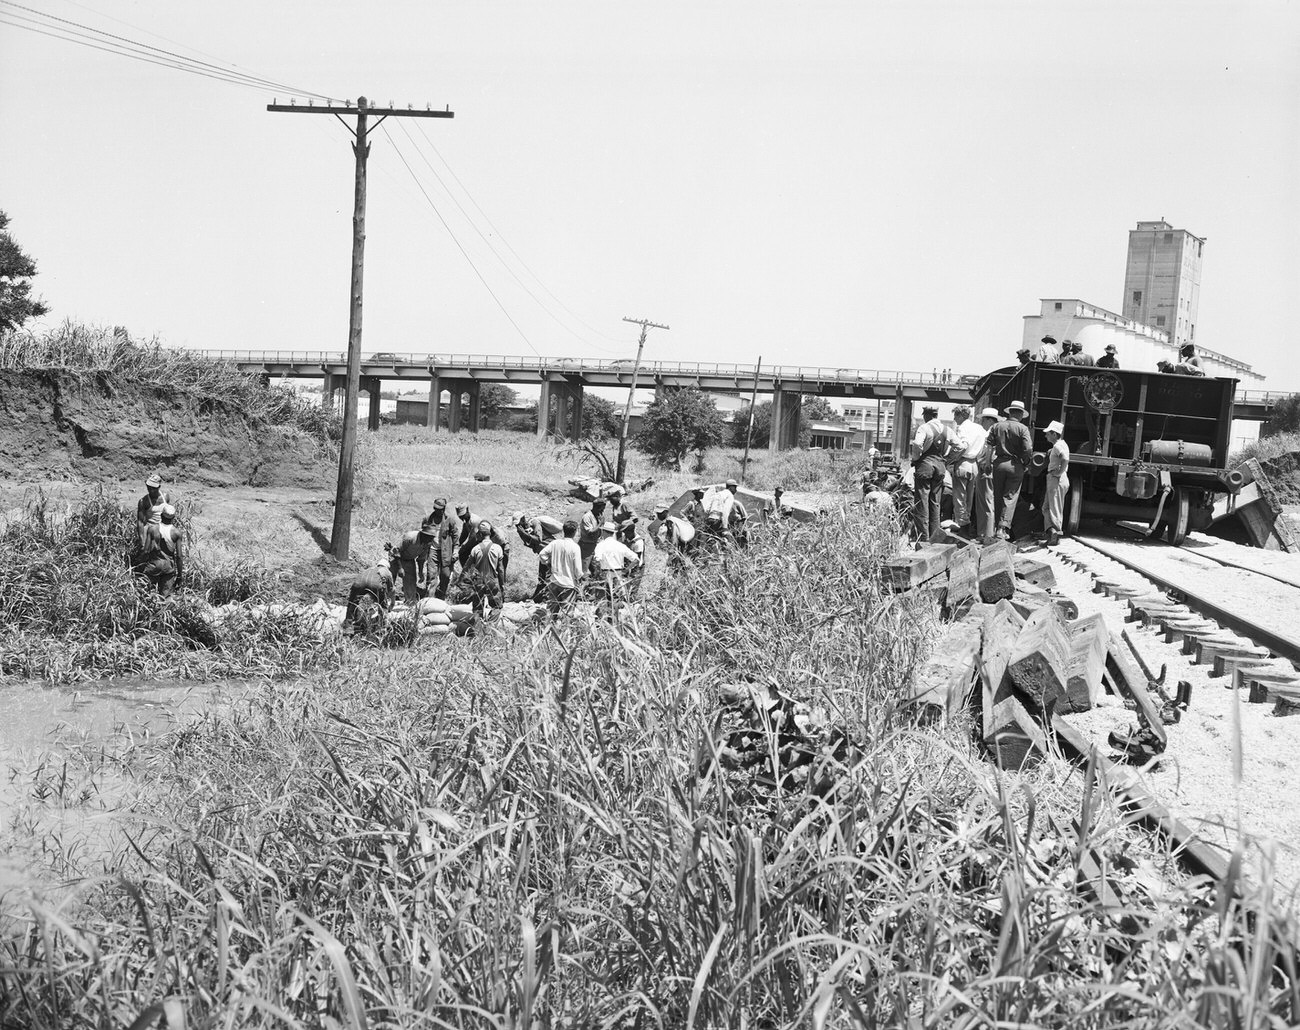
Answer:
480;383;517;423
503;402;538;433
634;388;724;469
730;396;845;449
581;394;620;439
0;211;49;332
1261;393;1300;438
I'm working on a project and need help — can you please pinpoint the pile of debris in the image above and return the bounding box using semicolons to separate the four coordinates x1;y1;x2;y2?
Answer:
886;536;1175;770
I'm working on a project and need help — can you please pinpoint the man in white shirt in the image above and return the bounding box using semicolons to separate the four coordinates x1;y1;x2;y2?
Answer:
593;520;642;615
1041;420;1070;546
948;405;987;536
538;519;585;617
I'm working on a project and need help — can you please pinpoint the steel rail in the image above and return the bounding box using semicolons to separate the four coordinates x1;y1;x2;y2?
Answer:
1070;534;1300;665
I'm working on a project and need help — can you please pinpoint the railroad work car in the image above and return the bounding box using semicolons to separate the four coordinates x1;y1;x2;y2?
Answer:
972;362;1243;544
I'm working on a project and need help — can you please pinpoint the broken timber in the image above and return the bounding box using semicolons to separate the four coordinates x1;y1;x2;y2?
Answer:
907;604;987;722
1060;613;1107;713
882;543;957;590
1007;605;1071;715
978;540;1016;603
981;600;1046;769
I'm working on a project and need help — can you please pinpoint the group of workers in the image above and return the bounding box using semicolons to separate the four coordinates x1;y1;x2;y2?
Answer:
906;399;1070;546
1017;335;1204;376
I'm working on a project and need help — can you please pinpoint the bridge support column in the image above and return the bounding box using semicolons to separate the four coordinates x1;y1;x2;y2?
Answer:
768;384;801;451
537;379;553;438
467;381;482;433
427;373;441;432
321;372;337;410
654;379;666;404
448;386;463;433
364;376;382;431
569;383;584;442
891;388;912;458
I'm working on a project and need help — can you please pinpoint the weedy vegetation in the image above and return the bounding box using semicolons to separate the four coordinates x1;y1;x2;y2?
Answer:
2;507;1297;1027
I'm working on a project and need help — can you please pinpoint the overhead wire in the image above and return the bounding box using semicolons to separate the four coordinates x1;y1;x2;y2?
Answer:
381;124;542;357
413;121;627;346
394;120;618;354
0;1;337;100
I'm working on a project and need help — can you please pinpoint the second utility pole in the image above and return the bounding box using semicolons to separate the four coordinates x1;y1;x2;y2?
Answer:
269;95;454;559
616;316;669;485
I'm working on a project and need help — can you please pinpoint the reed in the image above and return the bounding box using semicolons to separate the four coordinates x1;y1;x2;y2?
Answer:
2;507;1296;1027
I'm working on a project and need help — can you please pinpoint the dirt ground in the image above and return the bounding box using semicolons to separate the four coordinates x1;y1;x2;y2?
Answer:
1038;542;1300;902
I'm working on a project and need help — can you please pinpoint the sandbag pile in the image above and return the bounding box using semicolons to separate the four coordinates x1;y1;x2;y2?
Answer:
415;597;475;640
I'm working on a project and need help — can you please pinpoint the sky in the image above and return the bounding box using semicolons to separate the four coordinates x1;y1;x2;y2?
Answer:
2;1;1298;388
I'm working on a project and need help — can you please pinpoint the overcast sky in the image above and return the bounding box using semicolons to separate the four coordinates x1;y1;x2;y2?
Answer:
2;1;1297;387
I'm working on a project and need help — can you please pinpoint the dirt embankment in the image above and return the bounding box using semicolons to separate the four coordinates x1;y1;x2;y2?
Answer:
0;370;331;488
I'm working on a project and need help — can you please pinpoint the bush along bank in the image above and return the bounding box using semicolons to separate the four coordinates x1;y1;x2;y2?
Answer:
3;509;1297;1027
0;321;339;486
0;490;348;683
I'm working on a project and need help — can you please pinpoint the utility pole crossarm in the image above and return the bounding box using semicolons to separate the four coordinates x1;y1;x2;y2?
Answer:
267;103;454;118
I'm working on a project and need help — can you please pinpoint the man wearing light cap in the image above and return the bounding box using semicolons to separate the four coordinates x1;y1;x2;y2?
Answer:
468;520;506;612
909;404;956;540
682;487;707;532
948;405;986;536
424;497;460;599
457;503;510;573
593;519;641;615
986;400;1034;540
579;498;607;572
1041;419;1070;545
608;486;635;527
135;472;173;551
136;502;184;596
973;408;1000;543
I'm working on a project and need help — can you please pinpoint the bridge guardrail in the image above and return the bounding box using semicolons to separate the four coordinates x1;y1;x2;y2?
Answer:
196;350;975;387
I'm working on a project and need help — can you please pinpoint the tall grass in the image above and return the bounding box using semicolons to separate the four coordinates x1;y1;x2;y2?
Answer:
3;509;1295;1026
0;489;346;683
0;321;340;444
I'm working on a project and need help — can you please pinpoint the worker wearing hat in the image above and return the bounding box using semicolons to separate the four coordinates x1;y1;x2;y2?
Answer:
1097;344;1119;369
579;497;607;572
608;485;636;527
1035;335;1060;363
682;487;708;531
513;510;564;601
973;408;1001;543
985;400;1034;540
135;472;173;551
457;504;510;574
344;559;395;632
1040;419;1070;546
392;519;439;604
467;519;506;612
423;497;461;599
136;500;184;596
909;404;957;540
617;517;646;599
593;518;641;616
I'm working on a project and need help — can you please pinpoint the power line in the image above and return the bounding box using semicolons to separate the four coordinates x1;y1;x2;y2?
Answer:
395;120;615;353
414;121;627;345
381;125;542;357
0;1;336;99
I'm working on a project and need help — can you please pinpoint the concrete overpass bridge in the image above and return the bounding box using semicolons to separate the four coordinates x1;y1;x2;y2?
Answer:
198;350;1285;452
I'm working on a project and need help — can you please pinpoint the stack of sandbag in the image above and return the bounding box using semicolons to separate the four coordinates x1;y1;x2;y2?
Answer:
416;597;455;639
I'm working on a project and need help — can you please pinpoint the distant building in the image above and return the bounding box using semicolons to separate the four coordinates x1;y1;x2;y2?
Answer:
1122;220;1204;350
1022;299;1263;382
806;421;856;450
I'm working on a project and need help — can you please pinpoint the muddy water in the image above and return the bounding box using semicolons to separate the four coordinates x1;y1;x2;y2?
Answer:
0;677;254;885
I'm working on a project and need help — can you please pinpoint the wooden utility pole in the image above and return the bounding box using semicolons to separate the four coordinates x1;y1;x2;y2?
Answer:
269;96;454;559
739;357;762;484
616;316;669;485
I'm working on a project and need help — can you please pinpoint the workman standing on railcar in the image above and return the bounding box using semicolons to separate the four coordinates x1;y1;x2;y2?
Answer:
1096;345;1119;368
1041;420;1070;546
908;405;955;540
1034;335;1060;363
987;400;1034;541
1072;341;1096;366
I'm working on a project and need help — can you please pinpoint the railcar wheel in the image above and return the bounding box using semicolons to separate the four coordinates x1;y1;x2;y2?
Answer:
1165;487;1190;545
1065;478;1083;536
